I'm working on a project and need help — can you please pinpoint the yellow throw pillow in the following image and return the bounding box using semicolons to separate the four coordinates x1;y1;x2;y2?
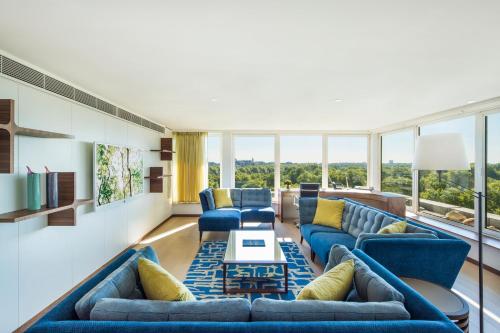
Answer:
378;221;407;234
213;188;233;208
312;198;345;229
138;257;196;301
297;259;354;301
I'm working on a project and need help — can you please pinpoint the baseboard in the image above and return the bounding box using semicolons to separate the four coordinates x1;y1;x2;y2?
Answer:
15;214;174;333
465;257;500;276
172;213;201;217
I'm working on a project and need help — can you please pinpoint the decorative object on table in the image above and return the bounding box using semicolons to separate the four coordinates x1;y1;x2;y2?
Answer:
284;180;292;190
401;277;469;332
184;240;314;301
242;239;265;247
26;166;41;211
413;132;483;333
45;166;58;208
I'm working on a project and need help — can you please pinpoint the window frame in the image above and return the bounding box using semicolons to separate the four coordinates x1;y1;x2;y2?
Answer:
327;134;370;190
206;132;223;189
232;133;276;193
377;109;500;239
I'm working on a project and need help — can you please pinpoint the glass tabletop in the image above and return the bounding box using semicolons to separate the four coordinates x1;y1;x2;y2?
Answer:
224;230;287;264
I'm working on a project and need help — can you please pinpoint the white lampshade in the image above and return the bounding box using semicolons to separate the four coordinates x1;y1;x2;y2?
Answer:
412;133;470;171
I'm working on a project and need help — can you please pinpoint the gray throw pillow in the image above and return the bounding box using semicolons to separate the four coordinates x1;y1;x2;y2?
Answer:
325;245;405;303
90;298;251;322
251;298;410;321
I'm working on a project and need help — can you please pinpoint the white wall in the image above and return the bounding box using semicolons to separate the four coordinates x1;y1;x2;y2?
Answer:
0;75;172;333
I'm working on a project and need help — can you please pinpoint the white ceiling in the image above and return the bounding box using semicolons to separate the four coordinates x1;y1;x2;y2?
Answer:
1;0;499;131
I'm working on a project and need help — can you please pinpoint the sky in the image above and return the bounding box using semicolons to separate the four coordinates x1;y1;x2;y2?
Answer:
207;115;500;164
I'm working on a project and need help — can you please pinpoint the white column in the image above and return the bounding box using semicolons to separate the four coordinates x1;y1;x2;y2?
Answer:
369;133;381;190
221;132;234;188
274;134;280;199
322;134;329;189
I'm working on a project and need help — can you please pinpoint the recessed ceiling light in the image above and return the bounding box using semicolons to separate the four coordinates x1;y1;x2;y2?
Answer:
466;100;475;104
211;98;218;102
335;99;343;102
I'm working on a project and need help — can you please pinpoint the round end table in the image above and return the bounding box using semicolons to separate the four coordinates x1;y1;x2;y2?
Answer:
401;277;469;332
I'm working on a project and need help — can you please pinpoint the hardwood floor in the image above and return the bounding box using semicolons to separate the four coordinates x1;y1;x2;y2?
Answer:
136;216;500;333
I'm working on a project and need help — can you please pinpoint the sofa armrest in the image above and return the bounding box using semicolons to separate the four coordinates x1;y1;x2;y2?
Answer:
354;232;438;249
359;238;470;288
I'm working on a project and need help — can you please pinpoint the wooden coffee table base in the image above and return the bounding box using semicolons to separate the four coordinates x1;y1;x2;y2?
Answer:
222;263;288;294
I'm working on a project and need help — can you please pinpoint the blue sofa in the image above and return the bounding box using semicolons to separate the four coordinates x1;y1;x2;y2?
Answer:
26;246;461;333
299;197;471;288
198;188;275;241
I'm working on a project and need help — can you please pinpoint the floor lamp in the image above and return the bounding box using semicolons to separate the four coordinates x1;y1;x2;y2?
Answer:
413;133;485;333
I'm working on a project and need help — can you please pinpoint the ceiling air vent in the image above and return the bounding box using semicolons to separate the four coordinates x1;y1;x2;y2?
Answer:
97;99;116;116
0;53;165;133
151;123;164;133
2;56;44;88
118;108;142;126
75;89;97;108
45;76;75;100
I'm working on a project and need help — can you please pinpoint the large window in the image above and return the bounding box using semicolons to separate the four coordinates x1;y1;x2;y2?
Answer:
486;113;500;233
381;130;414;207
280;135;322;188
234;136;274;189
207;134;222;188
328;136;368;189
418;117;475;227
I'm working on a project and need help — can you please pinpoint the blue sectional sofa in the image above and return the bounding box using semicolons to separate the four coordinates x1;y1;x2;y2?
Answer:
27;246;461;333
198;188;275;241
299;197;471;288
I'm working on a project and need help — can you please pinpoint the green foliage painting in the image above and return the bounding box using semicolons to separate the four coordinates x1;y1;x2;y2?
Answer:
96;143;143;206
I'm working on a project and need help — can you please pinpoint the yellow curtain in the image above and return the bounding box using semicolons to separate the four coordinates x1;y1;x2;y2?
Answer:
174;132;207;203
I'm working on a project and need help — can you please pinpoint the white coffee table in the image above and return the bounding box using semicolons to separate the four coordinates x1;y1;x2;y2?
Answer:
223;230;288;294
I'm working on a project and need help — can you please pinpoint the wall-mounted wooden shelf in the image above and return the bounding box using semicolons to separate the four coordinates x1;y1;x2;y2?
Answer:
0;172;93;225
0;99;75;173
145;167;170;193
150;137;174;161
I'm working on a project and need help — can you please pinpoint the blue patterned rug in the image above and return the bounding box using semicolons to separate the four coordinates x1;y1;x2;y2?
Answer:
184;241;316;301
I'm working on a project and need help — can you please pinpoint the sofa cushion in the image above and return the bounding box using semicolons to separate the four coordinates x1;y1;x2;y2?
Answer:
205;189;216;210
326;245;405;303
312;198;345;229
213;188;233;208
251;298;410;321
230;189;242;208
75;246;158;320
297;260;354;301
241;188;272;207
90;298;251;322
198;209;240;232
346;205;398;238
300;224;344;244
378;221;407;234
310;232;357;264
299;197;318;225
138;257;195;301
241;206;275;223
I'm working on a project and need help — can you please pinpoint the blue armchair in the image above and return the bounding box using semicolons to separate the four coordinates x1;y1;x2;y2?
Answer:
299;197;470;288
